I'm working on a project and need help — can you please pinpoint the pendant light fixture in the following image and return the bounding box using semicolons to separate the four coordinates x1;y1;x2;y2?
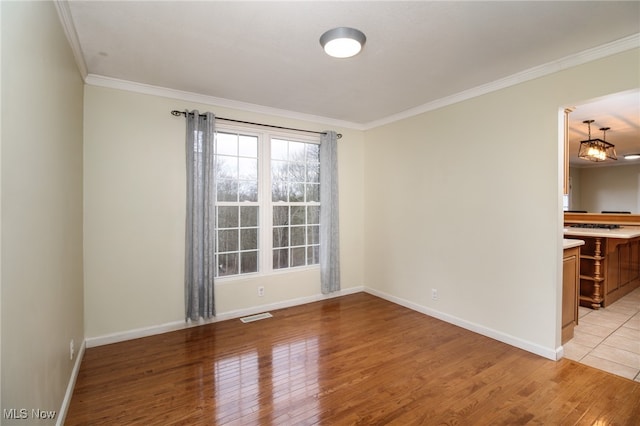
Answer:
320;27;366;58
577;120;617;162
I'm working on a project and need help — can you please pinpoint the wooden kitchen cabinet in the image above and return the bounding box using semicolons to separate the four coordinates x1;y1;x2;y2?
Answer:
605;237;640;303
564;214;640;310
562;246;580;344
578;236;640;308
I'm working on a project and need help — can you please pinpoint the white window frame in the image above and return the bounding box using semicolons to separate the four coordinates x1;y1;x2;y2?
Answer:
214;123;321;281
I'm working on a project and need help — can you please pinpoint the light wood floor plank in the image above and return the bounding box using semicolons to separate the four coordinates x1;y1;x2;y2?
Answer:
66;293;640;425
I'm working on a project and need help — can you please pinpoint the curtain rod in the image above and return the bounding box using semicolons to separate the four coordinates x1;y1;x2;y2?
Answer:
171;110;342;139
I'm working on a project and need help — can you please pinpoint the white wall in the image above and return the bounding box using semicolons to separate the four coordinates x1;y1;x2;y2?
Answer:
363;48;640;358
1;1;85;423
83;86;365;339
575;164;640;213
568;168;582;211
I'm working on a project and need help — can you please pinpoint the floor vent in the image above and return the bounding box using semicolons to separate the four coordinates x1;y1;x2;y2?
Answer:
240;312;273;323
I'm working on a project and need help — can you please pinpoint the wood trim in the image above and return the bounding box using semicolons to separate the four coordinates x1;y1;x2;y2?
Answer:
564;212;640;226
563;108;572;195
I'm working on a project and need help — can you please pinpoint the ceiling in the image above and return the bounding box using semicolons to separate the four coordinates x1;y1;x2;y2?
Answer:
64;1;639;132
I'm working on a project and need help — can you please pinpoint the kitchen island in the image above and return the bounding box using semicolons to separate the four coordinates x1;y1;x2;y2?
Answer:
563;225;640;309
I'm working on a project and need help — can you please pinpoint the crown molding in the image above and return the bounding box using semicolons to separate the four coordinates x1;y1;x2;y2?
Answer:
364;33;640;130
70;12;637;133
53;0;88;79
84;74;366;131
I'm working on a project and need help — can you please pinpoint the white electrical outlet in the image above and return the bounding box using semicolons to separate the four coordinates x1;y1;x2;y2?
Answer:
431;288;438;300
70;339;75;360
258;286;265;297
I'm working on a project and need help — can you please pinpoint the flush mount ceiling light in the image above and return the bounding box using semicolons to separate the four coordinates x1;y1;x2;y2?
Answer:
624;154;640;160
578;120;617;162
320;27;366;58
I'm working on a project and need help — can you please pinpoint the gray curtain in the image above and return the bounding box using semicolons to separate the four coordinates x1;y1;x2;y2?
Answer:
184;110;216;320
319;131;340;294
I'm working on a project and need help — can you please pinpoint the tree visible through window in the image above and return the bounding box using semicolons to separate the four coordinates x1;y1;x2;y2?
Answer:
214;132;259;277
213;128;320;278
271;139;320;269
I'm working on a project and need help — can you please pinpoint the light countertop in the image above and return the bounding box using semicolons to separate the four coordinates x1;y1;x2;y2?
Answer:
563;226;640;239
563;239;585;249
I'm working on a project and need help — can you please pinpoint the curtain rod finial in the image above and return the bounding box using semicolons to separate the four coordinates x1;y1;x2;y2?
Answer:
171;110;183;117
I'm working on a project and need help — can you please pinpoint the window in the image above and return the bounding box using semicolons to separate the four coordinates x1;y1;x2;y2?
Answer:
563;176;571;211
213;127;320;278
214;132;259;277
271;139;321;269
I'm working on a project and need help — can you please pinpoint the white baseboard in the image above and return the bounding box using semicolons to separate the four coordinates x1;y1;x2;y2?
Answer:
85;319;193;348
365;287;560;361
214;285;363;322
56;339;86;426
555;345;565;360
85;284;560;361
85;286;364;348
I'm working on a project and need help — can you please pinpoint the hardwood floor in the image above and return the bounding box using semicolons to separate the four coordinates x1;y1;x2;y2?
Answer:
66;293;640;425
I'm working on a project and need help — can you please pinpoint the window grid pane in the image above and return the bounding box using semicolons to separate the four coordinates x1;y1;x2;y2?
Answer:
212;130;320;278
271;138;321;270
214;131;260;278
215;204;260;277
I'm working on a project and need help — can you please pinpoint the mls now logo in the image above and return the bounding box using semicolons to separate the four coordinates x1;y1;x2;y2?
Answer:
3;409;28;419
4;408;57;420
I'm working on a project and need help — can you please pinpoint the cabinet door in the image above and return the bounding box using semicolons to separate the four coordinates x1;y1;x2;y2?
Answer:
631;239;640;283
619;242;631;288
624;238;640;286
562;249;579;344
606;241;621;295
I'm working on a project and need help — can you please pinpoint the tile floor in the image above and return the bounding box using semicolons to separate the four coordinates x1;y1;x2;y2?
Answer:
563;287;640;381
